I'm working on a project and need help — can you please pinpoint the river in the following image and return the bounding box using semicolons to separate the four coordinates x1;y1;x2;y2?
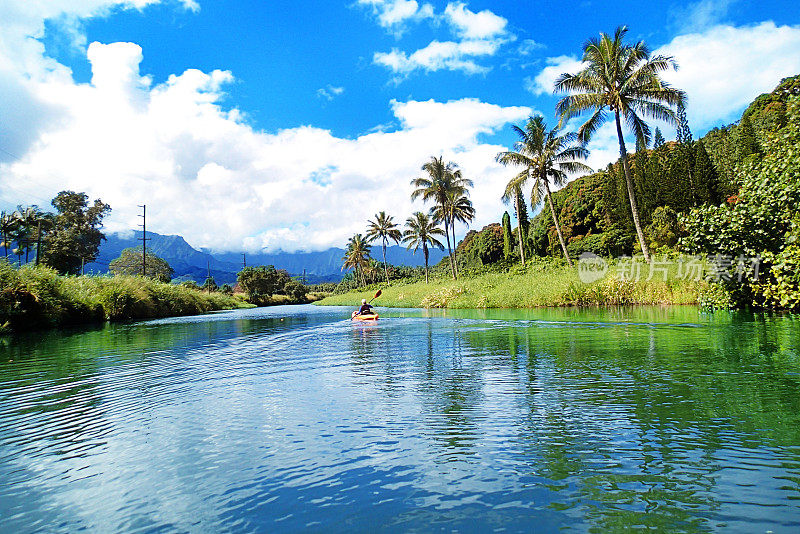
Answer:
1;305;799;532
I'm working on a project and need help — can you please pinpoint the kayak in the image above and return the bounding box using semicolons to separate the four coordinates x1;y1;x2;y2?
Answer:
352;311;379;321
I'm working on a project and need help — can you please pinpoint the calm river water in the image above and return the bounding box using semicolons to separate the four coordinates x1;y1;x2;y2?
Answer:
1;305;799;532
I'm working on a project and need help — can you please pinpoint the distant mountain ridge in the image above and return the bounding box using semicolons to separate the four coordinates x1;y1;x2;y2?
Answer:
86;231;447;284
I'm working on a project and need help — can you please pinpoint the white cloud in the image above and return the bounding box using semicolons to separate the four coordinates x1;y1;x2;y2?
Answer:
443;2;507;40
374;38;502;75
371;2;512;76
316;85;345;101
517;39;544;56
525;55;583;95
1;33;531;252
673;0;735;32
357;0;434;36
656;22;800;129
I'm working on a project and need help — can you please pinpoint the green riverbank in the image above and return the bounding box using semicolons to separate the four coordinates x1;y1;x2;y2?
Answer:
317;261;705;309
0;262;252;333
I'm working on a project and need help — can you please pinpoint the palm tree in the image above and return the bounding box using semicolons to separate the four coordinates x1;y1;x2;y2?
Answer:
403;212;446;283
14;206;42;263
496;116;592;266
432;192;475;276
365;211;402;285
555;26;685;262
411;156;472;279
0;212;17;259
342;233;371;287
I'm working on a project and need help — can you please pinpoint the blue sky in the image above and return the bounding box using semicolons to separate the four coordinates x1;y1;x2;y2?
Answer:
1;0;799;252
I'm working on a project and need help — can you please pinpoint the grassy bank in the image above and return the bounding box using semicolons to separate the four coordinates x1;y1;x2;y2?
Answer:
1;262;252;333
317;260;705;309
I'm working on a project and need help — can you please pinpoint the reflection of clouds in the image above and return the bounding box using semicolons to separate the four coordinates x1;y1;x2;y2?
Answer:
1;306;799;530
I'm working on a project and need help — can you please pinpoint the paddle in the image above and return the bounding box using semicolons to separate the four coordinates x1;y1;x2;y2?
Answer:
368;289;382;304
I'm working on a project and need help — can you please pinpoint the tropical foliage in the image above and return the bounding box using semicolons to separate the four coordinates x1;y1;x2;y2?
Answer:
496;115;591;266
42;191;111;274
109;247;174;283
411;156;473;279
402;211;445;283
365;211;402;284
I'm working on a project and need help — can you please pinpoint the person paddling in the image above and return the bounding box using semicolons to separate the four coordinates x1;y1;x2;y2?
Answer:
355;298;374;316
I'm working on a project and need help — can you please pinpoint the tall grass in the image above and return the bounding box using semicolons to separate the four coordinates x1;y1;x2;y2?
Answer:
317;258;703;309
0;261;250;332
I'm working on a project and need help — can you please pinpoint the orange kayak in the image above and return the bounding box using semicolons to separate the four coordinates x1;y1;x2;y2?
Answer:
351;311;379;321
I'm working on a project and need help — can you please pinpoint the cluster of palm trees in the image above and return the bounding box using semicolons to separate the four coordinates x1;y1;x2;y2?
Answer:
345;26;684;286
343;156;475;285
0;207;51;265
498;26;685;265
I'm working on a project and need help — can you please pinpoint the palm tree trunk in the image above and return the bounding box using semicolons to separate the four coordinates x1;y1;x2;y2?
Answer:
451;220;459;277
423;244;429;283
443;214;456;280
544;181;572;266
382;240;389;285
515;194;526;265
615;111;651;263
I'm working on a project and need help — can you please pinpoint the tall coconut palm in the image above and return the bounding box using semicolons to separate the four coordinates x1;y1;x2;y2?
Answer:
432;192;475;276
411;156;472;279
555;25;685;262
0;211;17;259
365;211;402;285
403;211;446;284
342;233;371;287
496;116;592;266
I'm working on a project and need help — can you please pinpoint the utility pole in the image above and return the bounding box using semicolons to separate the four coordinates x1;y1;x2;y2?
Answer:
35;221;42;266
206;259;212;292
242;252;246;270
302;268;306;285
138;204;150;277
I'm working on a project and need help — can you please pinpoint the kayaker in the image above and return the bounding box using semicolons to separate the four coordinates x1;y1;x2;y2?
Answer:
356;298;374;316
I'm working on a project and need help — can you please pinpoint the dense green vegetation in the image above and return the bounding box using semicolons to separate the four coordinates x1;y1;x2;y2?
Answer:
0;261;250;333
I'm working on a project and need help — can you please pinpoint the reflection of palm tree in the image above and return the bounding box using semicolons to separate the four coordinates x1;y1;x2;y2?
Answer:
365;211;402;285
411;156;473;279
342;233;371;286
496;116;591;266
555;26;685;262
402;212;445;283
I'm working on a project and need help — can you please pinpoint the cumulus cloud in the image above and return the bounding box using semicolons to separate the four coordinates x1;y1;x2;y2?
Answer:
371;2;513;77
374;39;502;75
1;34;531;252
656;22;800;129
443;2;507;40
524;55;583;95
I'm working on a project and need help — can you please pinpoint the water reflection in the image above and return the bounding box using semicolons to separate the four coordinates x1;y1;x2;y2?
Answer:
0;305;798;532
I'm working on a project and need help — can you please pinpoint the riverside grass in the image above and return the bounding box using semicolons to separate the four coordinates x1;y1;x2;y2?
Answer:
317;259;705;309
0;261;252;332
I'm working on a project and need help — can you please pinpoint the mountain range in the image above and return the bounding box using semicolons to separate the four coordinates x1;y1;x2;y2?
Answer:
85;231;447;285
